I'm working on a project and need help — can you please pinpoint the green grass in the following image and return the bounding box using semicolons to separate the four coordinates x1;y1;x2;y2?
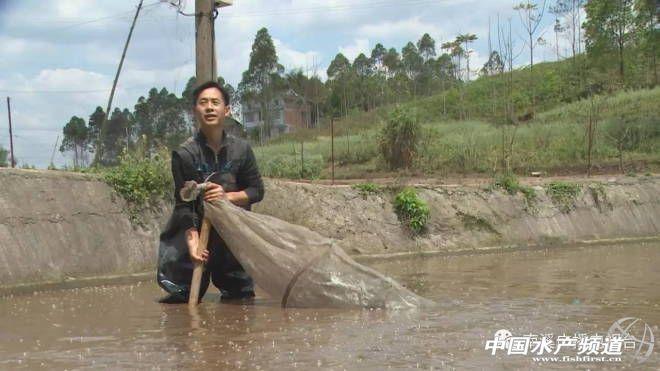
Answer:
352;182;382;196
490;173;537;209
545;181;583;213
393;188;430;234
252;87;660;180
456;211;500;235
99;149;172;225
587;182;612;211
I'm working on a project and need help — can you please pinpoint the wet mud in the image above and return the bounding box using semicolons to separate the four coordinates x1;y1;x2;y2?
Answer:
1;243;658;369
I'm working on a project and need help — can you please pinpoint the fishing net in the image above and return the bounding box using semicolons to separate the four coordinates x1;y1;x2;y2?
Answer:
183;182;434;309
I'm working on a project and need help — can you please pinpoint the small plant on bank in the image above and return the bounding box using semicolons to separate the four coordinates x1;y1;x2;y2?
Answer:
545;180;582;213
491;173;537;210
456;211;500;235
352;182;382;197
492;173;520;195
102;148;172;225
587;183;612;211
393;187;430;234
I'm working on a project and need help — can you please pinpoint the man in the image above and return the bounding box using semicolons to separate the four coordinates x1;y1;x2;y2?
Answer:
157;80;265;303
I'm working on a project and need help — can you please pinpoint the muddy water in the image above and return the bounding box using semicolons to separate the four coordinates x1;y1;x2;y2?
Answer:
1;243;658;370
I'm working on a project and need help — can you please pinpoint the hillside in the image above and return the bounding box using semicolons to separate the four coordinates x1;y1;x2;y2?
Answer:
253;81;659;180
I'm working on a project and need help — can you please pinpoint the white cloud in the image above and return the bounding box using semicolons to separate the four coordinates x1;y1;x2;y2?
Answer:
274;38;321;72
339;38;370;61
32;69;108;91
357;16;445;43
466;50;486;80
0;36;57;67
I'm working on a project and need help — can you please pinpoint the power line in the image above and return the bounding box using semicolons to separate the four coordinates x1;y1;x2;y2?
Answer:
150;0;453;20
0;86;150;94
219;0;453;18
8;2;161;31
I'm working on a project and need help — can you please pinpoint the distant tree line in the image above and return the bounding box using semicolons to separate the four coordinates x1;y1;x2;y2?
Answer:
58;0;658;167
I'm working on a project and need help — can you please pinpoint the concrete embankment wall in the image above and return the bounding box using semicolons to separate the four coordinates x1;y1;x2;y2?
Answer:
0;169;169;292
253;177;660;256
1;168;658;291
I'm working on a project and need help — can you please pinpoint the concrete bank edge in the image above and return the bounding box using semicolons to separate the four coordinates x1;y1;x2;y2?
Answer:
2;235;657;297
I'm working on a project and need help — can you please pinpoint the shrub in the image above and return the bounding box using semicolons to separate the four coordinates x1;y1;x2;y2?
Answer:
352;182;382;196
491;173;537;210
493;173;522;195
102;148;172;224
379;106;420;170
393;187;430;234
545;181;582;213
0;146;8;167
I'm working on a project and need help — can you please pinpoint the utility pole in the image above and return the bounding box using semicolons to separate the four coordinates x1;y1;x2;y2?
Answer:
50;134;60;169
331;116;335;185
195;0;217;84
95;0;143;165
6;97;15;168
196;0;233;85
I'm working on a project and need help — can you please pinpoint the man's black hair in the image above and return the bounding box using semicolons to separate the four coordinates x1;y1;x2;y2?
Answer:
192;81;230;106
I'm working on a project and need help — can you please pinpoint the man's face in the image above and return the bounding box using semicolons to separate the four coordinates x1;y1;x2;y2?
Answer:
194;87;229;128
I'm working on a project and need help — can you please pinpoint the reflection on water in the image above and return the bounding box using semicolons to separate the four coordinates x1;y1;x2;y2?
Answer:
0;243;658;369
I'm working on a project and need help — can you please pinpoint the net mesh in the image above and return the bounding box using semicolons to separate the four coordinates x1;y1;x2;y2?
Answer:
203;197;434;309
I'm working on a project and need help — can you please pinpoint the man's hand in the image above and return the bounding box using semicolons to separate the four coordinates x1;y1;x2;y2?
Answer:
203;182;225;202
186;227;208;264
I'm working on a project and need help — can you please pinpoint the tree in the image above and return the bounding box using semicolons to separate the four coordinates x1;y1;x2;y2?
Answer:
99;108;130;165
370;43;388;73
496;16;520;171
238;27;285;140
286;69;315;127
441;40;464;80
515;0;546;114
416;34;437;95
456;33;477;80
327;53;352;116
431;53;456;116
550;0;586;60
369;43;389;106
634;0;659;86
353;53;374;110
0;146;8;167
133;87;188;155
383;47;401;79
401;42;423;96
552;18;564;61
417;33;437;62
60;116;90;168
87;106;105;155
306;75;327;126
482;51;505;76
584;0;636;83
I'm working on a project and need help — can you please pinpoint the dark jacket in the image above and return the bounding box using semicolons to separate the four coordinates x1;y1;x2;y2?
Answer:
170;129;264;232
157;129;264;297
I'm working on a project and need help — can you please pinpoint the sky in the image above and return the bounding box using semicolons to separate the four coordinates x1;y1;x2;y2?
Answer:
0;0;564;168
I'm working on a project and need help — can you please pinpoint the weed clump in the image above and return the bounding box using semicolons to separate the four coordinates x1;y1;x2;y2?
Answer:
491;173;537;210
102;149;172;225
545;181;582;213
352;182;382;197
379;106;420;170
393;187;430;234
